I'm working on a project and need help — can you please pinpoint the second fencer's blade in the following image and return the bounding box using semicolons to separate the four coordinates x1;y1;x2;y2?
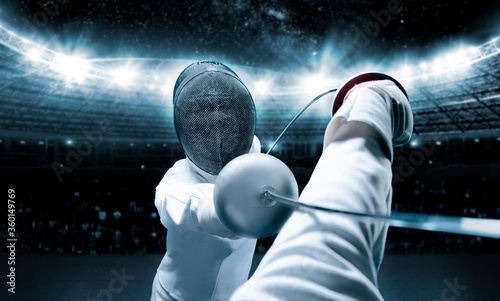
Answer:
265;190;500;239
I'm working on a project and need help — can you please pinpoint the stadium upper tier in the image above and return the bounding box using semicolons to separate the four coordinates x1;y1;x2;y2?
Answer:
0;23;498;142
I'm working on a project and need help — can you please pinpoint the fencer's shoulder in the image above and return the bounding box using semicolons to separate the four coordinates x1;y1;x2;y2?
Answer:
158;159;203;188
168;159;192;174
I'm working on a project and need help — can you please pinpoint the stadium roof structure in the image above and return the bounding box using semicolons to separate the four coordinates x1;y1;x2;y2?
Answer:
0;23;498;144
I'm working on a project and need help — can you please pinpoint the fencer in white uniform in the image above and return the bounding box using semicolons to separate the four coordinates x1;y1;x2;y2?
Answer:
230;76;413;300
151;61;260;301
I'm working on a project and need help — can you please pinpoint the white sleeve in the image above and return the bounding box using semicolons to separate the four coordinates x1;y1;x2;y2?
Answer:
155;160;236;237
155;182;208;233
231;137;391;301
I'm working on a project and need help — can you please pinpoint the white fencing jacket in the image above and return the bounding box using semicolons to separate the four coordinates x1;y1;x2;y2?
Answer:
153;137;260;301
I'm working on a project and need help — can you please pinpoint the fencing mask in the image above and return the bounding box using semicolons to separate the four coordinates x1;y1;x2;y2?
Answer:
173;61;256;175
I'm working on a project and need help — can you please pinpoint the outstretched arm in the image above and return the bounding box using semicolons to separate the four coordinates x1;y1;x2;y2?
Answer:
231;78;412;301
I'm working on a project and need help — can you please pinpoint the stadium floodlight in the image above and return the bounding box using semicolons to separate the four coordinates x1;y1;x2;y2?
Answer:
465;46;482;61
159;75;176;95
50;54;91;83
299;72;333;94
110;67;137;88
431;57;445;75
454;49;471;63
399;65;413;79
418;61;428;71
253;79;271;95
442;49;471;71
26;47;44;62
443;54;457;69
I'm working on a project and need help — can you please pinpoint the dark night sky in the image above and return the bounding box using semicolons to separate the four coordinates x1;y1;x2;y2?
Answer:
0;0;499;70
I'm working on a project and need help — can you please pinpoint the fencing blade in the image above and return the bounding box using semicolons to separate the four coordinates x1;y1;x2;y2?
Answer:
263;190;500;239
